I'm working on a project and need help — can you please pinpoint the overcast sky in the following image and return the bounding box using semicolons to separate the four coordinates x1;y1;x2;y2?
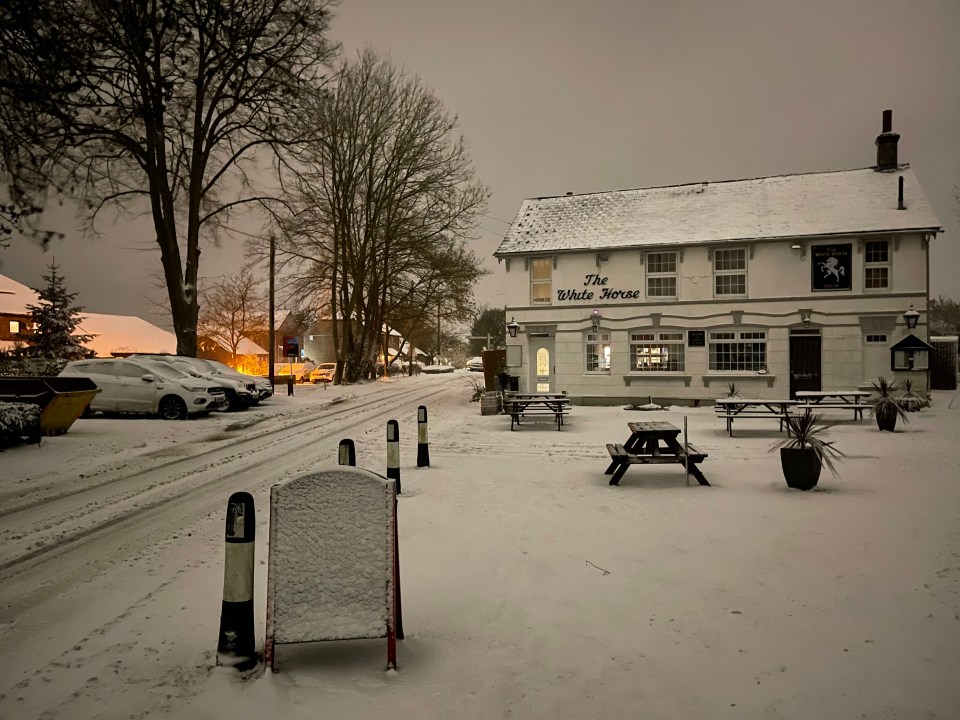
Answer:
3;0;958;327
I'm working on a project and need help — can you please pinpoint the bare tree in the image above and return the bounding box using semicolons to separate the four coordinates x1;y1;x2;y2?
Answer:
198;269;267;365
269;50;489;381
0;0;337;355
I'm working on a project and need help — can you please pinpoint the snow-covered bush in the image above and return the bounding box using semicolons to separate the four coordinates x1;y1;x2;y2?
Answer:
0;401;42;448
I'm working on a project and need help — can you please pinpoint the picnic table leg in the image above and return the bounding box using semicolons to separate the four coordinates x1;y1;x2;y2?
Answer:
687;463;710;487
609;462;628;486
603;459;618;475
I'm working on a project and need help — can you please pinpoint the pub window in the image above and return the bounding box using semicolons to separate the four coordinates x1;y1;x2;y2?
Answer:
9;320;20;334
530;258;552;304
709;330;767;372
585;331;611;373
645;251;677;298
865;334;888;344
630;331;685;371
864;240;890;290
713;247;747;297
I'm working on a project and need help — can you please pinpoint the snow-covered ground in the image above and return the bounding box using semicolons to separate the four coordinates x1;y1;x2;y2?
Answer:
1;375;958;719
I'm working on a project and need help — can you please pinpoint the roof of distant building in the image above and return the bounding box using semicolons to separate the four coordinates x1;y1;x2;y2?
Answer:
494;167;942;256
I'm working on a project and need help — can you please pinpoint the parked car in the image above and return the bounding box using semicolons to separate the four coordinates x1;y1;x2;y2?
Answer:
60;358;228;419
128;354;256;411
188;358;273;402
309;362;338;384
467;356;484;372
274;362;315;383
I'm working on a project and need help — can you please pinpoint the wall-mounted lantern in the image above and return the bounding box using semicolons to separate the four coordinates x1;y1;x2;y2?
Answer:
903;304;920;330
507;317;520;338
591;309;602;331
799;309;812;328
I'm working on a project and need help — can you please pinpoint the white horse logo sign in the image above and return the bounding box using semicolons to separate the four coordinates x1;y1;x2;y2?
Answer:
811;244;852;291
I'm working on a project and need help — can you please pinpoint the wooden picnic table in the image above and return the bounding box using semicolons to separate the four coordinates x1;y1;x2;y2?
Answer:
794;390;871;421
502;392;571;430
604;421;709;486
713;398;799;437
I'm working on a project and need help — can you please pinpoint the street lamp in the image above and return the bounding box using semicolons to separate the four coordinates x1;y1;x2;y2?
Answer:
903;304;920;330
507;317;519;338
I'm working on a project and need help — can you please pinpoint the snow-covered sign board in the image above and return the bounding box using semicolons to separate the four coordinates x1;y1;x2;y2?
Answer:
265;466;398;671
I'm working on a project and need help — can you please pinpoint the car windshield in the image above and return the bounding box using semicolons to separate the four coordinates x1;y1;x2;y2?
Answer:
318;363;336;370
139;361;192;381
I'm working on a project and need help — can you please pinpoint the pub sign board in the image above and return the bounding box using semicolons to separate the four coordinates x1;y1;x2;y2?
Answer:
687;330;706;347
282;335;299;358
811;243;853;291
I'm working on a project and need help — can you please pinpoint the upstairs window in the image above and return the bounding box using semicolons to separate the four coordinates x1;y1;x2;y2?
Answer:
713;247;746;297
630;331;684;371
585;331;611;373
9;320;20;334
530;258;552;304
645;251;677;298
864;240;890;290
709;330;767;372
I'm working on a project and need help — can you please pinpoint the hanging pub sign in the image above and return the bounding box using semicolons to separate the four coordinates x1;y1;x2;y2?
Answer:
282;335;299;358
687;330;706;347
811;243;852;291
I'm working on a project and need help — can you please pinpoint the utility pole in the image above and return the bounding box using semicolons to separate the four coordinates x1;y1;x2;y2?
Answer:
268;235;275;388
436;300;441;365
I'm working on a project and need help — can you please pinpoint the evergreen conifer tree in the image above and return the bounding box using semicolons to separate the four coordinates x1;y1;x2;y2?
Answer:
25;261;94;360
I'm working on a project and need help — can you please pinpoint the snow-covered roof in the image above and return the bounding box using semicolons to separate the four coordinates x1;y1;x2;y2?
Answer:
0;274;40;314
495;167;943;256
78;313;179;357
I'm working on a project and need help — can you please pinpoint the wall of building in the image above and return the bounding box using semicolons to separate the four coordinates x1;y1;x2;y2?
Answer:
503;233;930;403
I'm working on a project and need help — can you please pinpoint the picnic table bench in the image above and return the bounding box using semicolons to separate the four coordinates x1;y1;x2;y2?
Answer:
503;392;571;431
604;421;709;486
794;390;870;421
714;398;799;437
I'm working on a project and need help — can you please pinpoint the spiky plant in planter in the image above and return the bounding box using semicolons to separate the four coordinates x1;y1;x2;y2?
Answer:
895;379;927;412
725;382;742;398
869;376;908;431
770;413;844;491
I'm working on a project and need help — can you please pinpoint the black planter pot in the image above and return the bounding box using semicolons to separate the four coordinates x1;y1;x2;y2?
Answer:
780;447;822;491
876;410;897;432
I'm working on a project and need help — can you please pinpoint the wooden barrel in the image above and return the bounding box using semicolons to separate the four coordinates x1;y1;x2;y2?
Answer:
479;391;501;416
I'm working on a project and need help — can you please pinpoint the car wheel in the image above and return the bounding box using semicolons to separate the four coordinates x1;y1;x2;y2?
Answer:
225;390;244;411
158;395;187;420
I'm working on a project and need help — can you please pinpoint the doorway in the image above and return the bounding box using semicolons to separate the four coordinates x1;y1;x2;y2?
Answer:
529;335;555;392
789;331;822;398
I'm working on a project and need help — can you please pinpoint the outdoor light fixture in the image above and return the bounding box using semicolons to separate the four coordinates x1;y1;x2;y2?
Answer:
903;304;920;330
507;317;520;338
591;309;602;331
799;309;812;327
791;243;802;250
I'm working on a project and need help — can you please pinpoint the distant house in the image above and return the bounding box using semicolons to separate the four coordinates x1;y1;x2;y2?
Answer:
198;334;268;375
1;273;179;357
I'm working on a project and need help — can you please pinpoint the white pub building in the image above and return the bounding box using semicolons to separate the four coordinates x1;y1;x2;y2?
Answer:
496;111;942;404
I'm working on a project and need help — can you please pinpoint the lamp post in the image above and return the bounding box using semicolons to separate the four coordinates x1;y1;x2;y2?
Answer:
904;304;920;330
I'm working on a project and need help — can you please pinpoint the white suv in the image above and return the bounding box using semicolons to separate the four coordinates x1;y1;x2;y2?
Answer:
60;358;228;419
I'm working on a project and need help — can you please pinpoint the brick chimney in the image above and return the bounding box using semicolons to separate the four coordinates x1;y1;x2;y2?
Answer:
875;109;900;171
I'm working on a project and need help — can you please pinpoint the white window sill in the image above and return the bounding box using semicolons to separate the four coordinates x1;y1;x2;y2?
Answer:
702;372;776;388
623;374;691;387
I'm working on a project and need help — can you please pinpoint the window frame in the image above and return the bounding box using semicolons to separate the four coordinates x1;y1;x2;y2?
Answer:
585;331;611;373
863;239;891;291
712;247;747;298
629;330;685;372
530;257;553;305
645;250;678;299
9;320;20;334
708;328;767;372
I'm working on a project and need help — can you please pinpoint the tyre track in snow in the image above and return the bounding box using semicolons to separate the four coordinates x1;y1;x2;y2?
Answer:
0;376;459;581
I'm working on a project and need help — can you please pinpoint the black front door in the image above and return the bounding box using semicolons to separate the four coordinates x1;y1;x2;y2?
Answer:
789;333;822;398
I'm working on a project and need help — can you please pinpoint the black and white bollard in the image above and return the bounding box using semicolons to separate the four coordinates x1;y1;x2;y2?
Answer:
217;492;257;671
387;419;401;494
338;438;356;466
416;406;430;467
